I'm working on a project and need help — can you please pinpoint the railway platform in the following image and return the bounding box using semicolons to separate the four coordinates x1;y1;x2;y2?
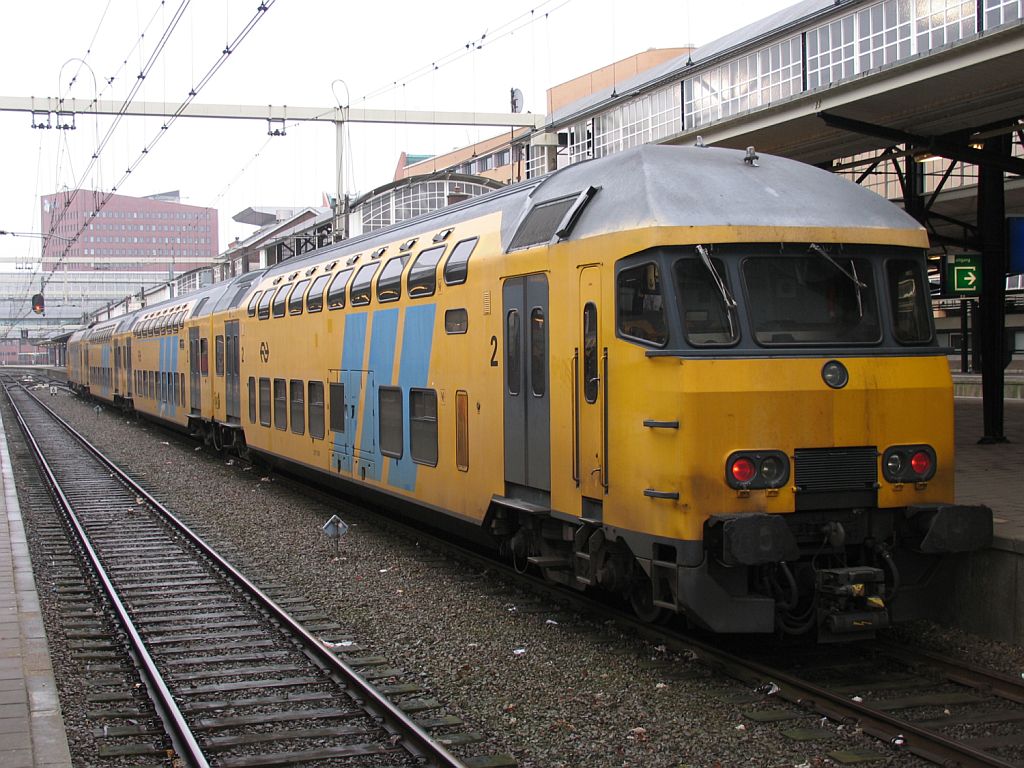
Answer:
0;405;71;768
947;396;1024;643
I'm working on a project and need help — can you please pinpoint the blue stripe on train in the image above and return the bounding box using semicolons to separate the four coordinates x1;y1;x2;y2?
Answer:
388;304;437;491
333;313;368;471
360;308;399;482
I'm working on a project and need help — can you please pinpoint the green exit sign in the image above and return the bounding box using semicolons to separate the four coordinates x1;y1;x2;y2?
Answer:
948;255;981;295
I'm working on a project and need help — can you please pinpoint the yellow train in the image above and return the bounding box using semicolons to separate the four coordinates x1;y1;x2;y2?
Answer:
67;145;992;641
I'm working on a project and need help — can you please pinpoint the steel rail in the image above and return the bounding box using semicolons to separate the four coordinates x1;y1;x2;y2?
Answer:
6;382;466;768
280;462;1019;768
3;382;210;767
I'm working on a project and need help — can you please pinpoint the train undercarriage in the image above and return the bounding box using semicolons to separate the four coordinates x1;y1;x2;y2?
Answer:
489;501;992;641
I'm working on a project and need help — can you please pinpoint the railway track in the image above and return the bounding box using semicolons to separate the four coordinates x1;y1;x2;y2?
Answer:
21;374;1024;766
4;380;510;768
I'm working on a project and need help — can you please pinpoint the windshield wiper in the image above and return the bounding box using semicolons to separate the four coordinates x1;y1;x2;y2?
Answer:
696;244;737;336
809;243;865;319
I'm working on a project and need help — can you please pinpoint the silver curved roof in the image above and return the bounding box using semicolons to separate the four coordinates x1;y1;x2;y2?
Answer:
515;144;923;242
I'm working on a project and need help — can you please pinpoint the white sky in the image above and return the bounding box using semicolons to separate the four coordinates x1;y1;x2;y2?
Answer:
0;0;796;263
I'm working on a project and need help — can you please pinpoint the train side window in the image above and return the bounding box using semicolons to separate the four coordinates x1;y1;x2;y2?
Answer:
530;308;546;396
289;379;305;435
307;274;331;313
272;285;289;318
617;263;668;346
506;310;521;396
409;388;438;466
377;256;408;303
350;263;380;307
215;335;224;376
327;268;354;310
444;308;468;334
408;245;445;298
443;237;478;286
288;279;310;315
455;390;469;472
887;259;931;343
257;290;273;320
248;378;256;423
259;377;271;426
329;382;345;433
379;386;403;458
274;378;287;430
180;375;186;408
308;381;325;439
583;303;599;404
200;338;209;376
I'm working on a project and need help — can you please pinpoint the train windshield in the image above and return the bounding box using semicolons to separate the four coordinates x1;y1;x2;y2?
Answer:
742;254;882;345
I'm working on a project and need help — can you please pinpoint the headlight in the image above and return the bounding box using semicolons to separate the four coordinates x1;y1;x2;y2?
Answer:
821;360;849;389
726;451;790;490
882;445;936;483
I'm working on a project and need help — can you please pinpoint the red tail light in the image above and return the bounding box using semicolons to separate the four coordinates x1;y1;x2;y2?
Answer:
730;457;757;484
911;450;932;476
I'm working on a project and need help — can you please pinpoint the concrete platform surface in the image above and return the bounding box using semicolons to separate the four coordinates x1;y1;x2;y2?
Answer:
0;407;71;768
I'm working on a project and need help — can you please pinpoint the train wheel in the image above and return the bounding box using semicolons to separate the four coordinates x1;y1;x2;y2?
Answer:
629;577;670;624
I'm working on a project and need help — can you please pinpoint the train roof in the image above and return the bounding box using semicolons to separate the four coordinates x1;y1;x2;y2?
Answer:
255;144;922;283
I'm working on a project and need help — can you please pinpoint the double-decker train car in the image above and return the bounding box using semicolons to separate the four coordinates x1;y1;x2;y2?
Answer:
67;145;992;640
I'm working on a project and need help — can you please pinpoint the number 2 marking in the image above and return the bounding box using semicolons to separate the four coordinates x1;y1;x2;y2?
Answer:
490;335;498;367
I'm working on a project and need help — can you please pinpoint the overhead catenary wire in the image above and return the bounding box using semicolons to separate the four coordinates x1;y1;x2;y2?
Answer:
9;1;276;335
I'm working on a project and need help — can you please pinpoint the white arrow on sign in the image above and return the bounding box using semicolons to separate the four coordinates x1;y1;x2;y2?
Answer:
954;266;977;287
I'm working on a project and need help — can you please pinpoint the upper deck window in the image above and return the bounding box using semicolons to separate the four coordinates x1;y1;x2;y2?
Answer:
408;245;445;298
742;253;881;346
288;279;310;315
306;274;331;313
326;268;353;310
376;256;408;303
272;285;289;318
350;262;381;307
444;237;478;286
257;289;274;320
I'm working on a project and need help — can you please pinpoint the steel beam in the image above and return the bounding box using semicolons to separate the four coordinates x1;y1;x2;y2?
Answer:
977;133;1010;443
0;96;545;128
819;112;1024;176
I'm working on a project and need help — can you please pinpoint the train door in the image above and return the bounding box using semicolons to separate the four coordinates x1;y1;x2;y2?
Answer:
113;341;122;396
189;327;201;414
125;338;133;398
578;266;606;508
330;369;375;477
502;274;550;500
224;320;241;423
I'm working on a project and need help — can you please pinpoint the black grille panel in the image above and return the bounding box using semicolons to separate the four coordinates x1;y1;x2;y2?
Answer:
794;446;877;493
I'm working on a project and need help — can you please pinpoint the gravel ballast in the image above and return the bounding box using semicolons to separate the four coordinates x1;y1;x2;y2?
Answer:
17;388;1024;767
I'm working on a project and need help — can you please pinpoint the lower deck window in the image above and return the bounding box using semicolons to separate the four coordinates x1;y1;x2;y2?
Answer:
379;386;403;458
290;380;305;435
308;381;325;439
274;378;287;430
410;389;438;466
259;377;271;426
248;378;256;423
329;382;345;433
